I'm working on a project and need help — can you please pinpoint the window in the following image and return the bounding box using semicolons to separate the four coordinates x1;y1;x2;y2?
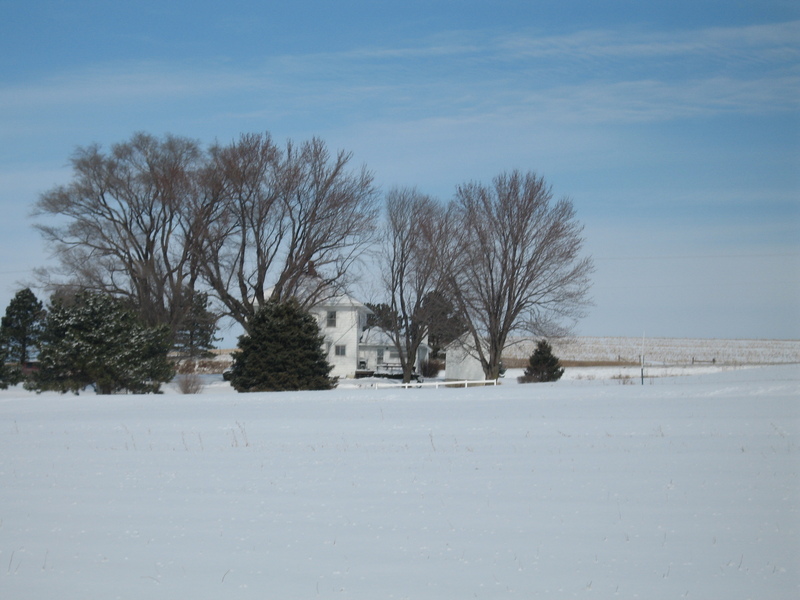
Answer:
335;345;346;357
326;311;337;327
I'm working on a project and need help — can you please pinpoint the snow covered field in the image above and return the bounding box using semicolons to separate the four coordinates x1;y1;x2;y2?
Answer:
507;337;800;366
2;365;798;599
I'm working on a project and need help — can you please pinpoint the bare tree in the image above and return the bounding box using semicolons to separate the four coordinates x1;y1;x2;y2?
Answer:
197;134;379;331
194;133;282;328
376;188;444;382
441;170;593;379
33;133;206;336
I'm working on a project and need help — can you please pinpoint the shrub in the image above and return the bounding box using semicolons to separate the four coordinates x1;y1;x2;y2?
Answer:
517;339;564;383
176;373;203;394
176;360;204;394
420;358;443;378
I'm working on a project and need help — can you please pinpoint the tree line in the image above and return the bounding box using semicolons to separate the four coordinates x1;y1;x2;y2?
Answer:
4;130;592;392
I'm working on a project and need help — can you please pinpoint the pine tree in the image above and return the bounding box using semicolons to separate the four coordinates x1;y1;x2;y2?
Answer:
0;343;12;389
518;339;564;383
229;299;335;392
1;288;45;367
421;291;467;358
28;292;174;394
173;291;219;359
365;302;397;331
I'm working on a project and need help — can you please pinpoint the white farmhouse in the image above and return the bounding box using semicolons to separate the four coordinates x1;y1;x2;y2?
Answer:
311;294;372;379
310;294;430;379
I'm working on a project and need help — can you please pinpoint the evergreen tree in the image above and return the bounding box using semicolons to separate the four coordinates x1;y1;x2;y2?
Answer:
421;291;467;358
518;339;564;383
173;291;219;359
365;302;395;331
367;293;465;373
229;299;335;392
1;288;45;367
28;292;174;394
0;343;12;389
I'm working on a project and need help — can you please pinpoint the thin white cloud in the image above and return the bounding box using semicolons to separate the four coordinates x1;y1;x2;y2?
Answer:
515;75;800;123
0;20;796;132
0;61;262;109
497;20;800;64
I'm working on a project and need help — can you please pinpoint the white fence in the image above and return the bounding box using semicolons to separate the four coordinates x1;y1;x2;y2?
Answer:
373;379;499;390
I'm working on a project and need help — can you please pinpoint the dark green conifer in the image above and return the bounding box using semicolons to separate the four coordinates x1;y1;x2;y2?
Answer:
1;288;45;366
173;291;219;359
518;339;564;383
1;288;46;386
229;299;335;392
28;292;174;394
0;343;11;389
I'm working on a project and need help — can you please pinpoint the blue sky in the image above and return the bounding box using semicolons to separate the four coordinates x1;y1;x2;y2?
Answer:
1;0;798;341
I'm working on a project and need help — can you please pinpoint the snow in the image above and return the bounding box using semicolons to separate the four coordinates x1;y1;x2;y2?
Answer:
1;365;798;599
506;336;800;366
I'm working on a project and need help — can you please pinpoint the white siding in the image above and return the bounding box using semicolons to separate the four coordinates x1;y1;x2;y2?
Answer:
358;328;430;375
314;298;370;379
445;339;486;381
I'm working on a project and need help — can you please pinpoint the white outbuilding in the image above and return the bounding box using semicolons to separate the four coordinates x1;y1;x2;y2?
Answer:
444;335;488;381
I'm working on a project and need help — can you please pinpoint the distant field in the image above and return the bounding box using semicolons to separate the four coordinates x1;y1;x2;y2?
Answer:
504;336;800;367
206;337;800;373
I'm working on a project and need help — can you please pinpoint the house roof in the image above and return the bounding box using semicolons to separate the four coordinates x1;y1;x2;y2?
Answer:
313;293;372;313
257;286;373;314
444;332;477;350
359;327;394;347
360;327;431;352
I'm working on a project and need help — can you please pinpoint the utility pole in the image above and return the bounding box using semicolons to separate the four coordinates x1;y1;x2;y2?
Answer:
640;332;645;385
